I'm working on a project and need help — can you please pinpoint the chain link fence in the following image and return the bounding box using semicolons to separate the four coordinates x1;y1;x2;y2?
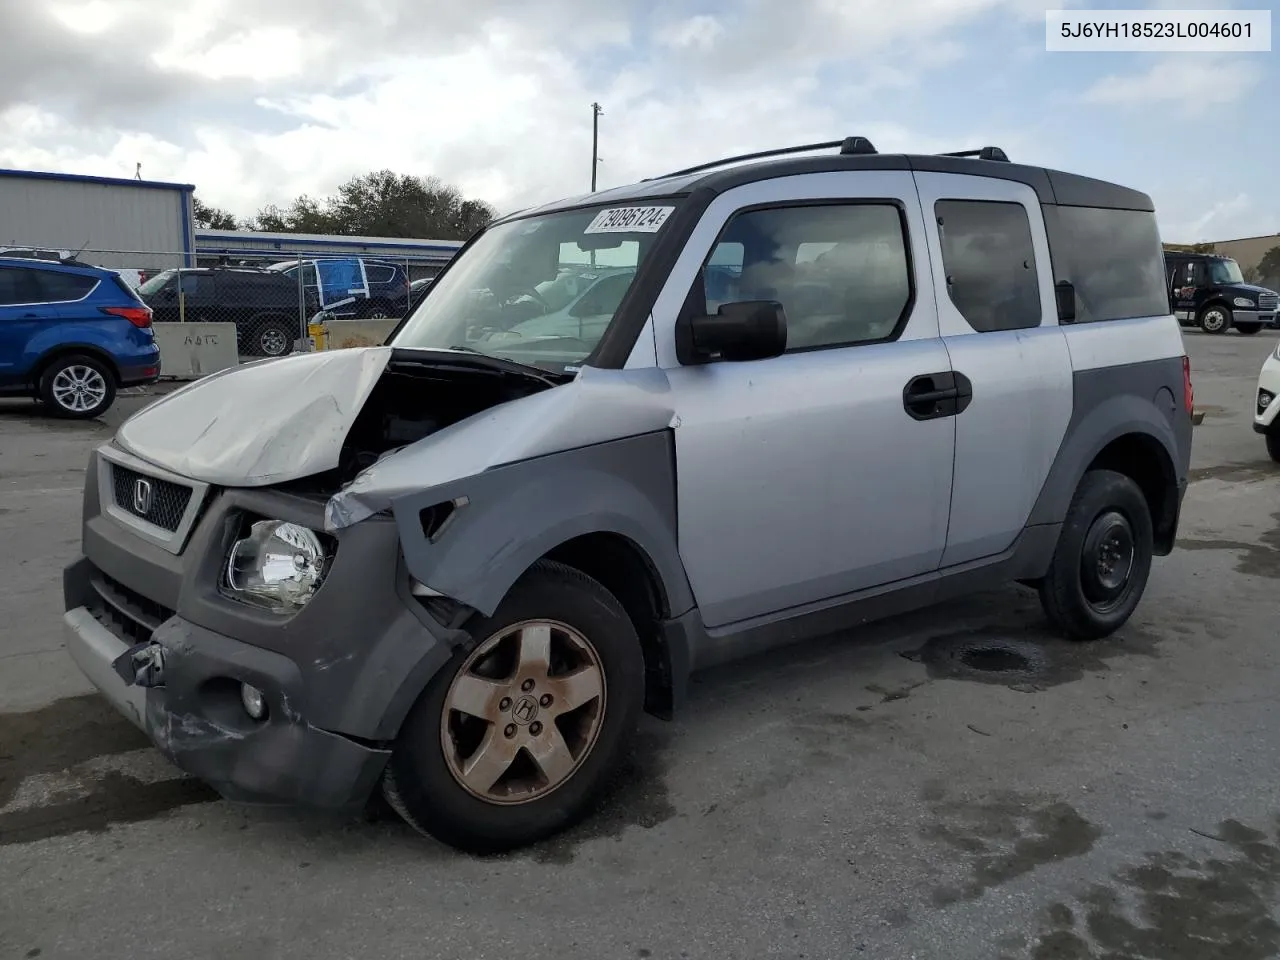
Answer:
0;243;445;362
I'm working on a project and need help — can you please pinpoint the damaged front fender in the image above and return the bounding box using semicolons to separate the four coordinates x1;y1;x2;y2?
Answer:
389;429;696;620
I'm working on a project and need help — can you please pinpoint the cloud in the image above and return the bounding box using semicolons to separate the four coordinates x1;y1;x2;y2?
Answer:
2;0;1024;222
1081;56;1263;114
1157;191;1278;244
0;0;1272;247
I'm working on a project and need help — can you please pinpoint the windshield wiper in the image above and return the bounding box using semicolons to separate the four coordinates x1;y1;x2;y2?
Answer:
433;345;570;384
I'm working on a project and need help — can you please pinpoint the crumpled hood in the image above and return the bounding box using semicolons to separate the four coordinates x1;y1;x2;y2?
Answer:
115;347;394;486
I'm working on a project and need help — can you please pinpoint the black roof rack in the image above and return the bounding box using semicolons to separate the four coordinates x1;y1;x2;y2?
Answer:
939;146;1010;162
645;136;880;181
645;137;1013;183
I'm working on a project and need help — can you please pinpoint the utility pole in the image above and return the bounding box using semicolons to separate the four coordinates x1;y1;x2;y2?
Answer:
590;102;603;192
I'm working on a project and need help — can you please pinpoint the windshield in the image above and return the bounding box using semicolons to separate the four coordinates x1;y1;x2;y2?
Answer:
1209;258;1245;284
137;270;176;296
391;201;679;372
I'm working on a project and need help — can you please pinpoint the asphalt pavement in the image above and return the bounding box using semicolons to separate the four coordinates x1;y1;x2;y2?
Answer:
2;333;1279;960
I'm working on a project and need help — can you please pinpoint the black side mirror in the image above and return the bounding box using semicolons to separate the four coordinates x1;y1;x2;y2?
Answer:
1055;281;1077;323
676;300;788;365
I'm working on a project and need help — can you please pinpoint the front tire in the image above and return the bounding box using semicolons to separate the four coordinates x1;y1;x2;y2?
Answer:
1236;322;1262;336
382;560;645;854
1266;430;1280;464
358;300;392;320
1198;304;1231;334
1038;469;1154;642
38;354;116;419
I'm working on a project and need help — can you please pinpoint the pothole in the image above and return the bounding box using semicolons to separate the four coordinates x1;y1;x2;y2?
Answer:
902;634;1053;687
958;645;1031;673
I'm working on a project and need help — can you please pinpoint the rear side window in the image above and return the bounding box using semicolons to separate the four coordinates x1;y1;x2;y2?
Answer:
1043;205;1169;323
935;200;1041;333
180;274;215;298
365;264;397;284
36;271;98;302
0;267;47;304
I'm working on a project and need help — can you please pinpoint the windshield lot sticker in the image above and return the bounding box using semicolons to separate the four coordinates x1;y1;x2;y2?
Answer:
584;206;674;234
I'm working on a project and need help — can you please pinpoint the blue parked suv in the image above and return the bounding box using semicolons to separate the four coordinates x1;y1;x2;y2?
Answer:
0;256;161;419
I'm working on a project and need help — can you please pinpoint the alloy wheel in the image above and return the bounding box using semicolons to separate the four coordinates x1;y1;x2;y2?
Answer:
50;365;108;414
440;619;606;805
260;328;289;356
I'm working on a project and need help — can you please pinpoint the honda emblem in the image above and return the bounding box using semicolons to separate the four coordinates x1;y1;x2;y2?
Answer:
132;478;153;515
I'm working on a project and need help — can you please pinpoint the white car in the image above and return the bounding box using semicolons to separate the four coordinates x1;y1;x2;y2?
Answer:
1256;340;1280;462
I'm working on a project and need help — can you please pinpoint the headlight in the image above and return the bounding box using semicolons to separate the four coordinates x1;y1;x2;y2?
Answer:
224;520;330;614
1233;296;1256;308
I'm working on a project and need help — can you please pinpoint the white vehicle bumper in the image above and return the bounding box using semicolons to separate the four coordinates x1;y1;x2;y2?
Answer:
1255;350;1280;431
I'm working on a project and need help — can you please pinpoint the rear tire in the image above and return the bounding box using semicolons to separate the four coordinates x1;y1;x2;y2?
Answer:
1198;304;1231;334
1038;469;1154;642
1236;322;1262;336
1266;430;1280;464
254;320;294;357
382;560;645;854
38;354;116;419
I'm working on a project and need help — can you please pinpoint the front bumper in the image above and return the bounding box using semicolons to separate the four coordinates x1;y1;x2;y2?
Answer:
63;448;467;811
1256;356;1280;430
63;598;388;809
1233;308;1279;329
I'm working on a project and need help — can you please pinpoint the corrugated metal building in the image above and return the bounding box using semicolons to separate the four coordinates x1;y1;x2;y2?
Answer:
1209;233;1280;278
0;168;195;270
195;229;463;280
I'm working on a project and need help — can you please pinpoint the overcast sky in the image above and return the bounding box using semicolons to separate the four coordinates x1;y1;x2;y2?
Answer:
0;0;1274;242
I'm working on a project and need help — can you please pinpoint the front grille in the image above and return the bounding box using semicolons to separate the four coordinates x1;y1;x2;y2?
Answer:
87;571;176;646
111;463;192;532
1258;292;1278;312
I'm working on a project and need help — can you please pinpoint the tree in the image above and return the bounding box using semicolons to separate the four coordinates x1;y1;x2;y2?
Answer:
192;195;241;230
250;195;338;235
248;171;495;240
1252;244;1280;289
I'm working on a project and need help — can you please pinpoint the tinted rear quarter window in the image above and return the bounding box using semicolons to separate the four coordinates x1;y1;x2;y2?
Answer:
111;275;142;301
36;271;98;302
935;199;1042;333
1044;205;1169;323
366;264;397;284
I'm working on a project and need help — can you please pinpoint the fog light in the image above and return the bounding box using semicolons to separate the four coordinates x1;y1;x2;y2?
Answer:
1261;390;1275;414
240;683;268;720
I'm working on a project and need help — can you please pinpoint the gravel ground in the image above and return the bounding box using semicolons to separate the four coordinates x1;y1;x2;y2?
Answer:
1;333;1278;960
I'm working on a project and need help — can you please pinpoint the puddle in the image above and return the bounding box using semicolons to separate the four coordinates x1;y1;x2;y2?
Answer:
1187;461;1277;484
923;785;1103;906
0;694;217;846
1176;510;1280;579
901;621;1159;692
1011;815;1280;959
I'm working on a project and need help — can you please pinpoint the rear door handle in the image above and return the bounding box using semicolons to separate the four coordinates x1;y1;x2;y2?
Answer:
904;371;973;420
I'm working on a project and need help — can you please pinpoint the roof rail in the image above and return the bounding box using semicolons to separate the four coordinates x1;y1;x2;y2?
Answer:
645;136;880;181
939;146;1010;162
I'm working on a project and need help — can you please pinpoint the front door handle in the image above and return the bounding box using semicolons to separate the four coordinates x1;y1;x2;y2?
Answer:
904;371;973;421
